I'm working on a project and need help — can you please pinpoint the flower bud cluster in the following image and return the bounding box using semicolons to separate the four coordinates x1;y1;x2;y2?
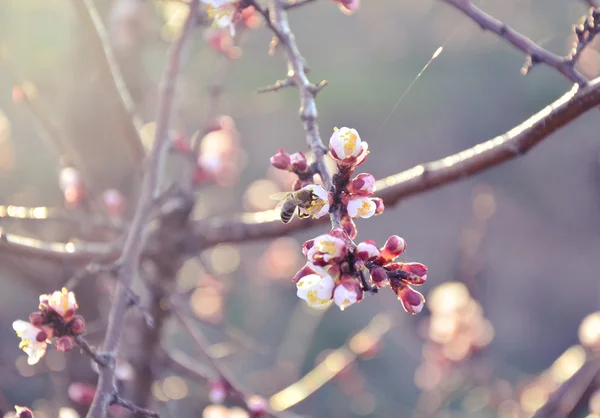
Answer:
13;288;85;365
294;229;427;312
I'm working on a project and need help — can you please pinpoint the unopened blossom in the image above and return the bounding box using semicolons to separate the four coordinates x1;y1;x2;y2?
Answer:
370;266;389;287
297;184;331;219
335;0;360;14
340;213;357;239
13;320;50;365
289;152;308;172
247;395;266;417
348;173;376;196
371;197;385;215
39;288;78;322
394;283;425;314
329;127;369;166
356;240;380;261
296;274;335;309
379;235;407;262
394;262;428;285
306;232;348;266
209;380;228;404
204;0;240;36
347;196;376;219
270;149;292;170
15;406;34;418
333;277;364;311
56;336;74;353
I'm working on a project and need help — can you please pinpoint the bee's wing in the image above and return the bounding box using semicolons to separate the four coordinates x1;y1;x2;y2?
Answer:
269;192;288;201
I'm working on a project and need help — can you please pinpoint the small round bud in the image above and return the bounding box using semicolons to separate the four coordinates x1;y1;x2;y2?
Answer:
371;197;385;215
29;312;44;327
69;315;86;335
347;173;376;196
370;266;388;287
380;235;407;262
36;330;48;343
270;149;292;170
246;395;266;417
209;380;228;404
56;336;75;352
289;152;308;172
340;214;357;240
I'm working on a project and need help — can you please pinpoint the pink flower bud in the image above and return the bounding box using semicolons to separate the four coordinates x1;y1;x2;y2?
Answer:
356;240;380;261
333;276;364;311
68;382;96;405
171;132;191;152
69;315;86;335
371;197;385;215
36;330;48;343
347;173;376;196
380;235;407;262
336;0;360;14
394;283;425;315
209;380;228;404
247;395;266;417
102;188;126;218
270;149;292;170
241;6;261;29
29;312;44;327
340;214;357;240
56;336;75;352
15;406;34;418
329;228;346;240
370;266;388;287
289;152;309;172
397;262;428;285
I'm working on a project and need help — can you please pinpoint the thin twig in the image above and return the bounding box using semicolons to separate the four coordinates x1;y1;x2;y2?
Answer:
441;0;588;85
70;0;146;163
112;395;160;418
191;77;600;248
84;2;199;417
74;336;109;367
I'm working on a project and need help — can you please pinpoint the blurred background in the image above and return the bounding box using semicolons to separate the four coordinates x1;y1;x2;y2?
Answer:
1;0;600;417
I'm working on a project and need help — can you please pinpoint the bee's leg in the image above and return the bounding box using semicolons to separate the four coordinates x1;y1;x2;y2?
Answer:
359;268;378;294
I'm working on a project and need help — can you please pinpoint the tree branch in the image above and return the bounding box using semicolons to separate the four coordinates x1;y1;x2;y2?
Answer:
441;0;588;85
70;0;147;163
191;77;600;248
85;2;199;417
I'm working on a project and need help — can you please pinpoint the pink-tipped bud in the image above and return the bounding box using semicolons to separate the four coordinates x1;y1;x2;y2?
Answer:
347;173;376;196
336;0;360;14
302;239;315;256
289;152;309;172
102;188;126;218
36;330;48;343
329;228;346;240
68;382;96;406
69;315;86;335
209;380;228;404
340;214;357;240
398;262;428;285
356;240;380;261
29;312;44;327
292;263;317;283
247;395;266;417
270;149;292;170
370;266;388;287
15;407;33;418
371;197;385;215
56;336;75;352
380;235;407;262
394;283;425;315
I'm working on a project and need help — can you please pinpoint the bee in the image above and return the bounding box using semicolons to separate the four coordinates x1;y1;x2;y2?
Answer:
271;189;316;223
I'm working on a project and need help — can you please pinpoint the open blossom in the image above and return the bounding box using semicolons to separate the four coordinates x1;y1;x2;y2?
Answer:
39;288;78;321
13;320;50;365
306;232;348;266
296;274;335;309
347;196;376;219
204;0;240;36
333;277;364;311
329;127;369;166
297;184;331;219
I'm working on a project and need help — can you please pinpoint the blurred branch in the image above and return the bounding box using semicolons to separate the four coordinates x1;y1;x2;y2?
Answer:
568;7;600;65
269;313;392;412
191;77;600;247
283;0;318;10
533;353;600;418
585;0;600;8
112;395;160;418
85;1;199;417
172;302;294;418
70;0;146;164
441;0;588;85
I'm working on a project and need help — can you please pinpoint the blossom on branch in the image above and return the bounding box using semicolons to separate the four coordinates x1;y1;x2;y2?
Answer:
14;406;34;418
329;127;369;167
204;0;241;36
13;288;86;364
297;184;331;219
296;273;335;309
